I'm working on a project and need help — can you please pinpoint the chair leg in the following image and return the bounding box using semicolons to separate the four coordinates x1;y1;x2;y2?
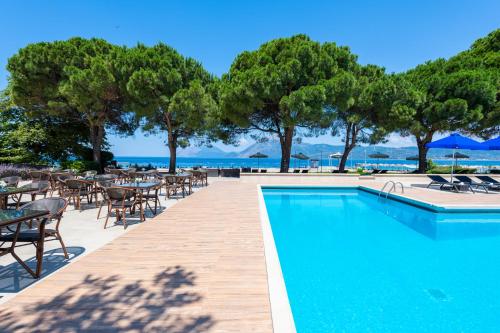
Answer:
104;203;112;229
56;233;69;259
121;209;127;229
35;238;45;278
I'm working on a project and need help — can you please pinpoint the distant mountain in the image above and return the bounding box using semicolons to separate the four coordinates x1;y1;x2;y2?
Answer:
234;141;500;160
177;145;231;158
175;140;500;160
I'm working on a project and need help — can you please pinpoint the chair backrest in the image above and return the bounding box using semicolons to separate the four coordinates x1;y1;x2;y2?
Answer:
96;174;118;181
477;176;498;183
455;175;473;183
1;176;20;187
84;170;98;177
428;175;448;182
106;187;132;200
65;179;87;190
97;180;114;189
29;170;50;180
20;197;67;219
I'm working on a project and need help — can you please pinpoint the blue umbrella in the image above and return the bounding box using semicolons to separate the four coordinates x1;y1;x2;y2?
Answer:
426;133;484;181
480;136;500;150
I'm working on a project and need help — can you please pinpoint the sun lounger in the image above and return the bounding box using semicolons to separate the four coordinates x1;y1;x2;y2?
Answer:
427;175;471;193
301;170;309;173
260;169;267;173
293;169;300;173
476;175;500;185
454;176;491;193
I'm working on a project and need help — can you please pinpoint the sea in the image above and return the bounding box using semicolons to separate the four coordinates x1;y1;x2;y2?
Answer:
114;156;500;172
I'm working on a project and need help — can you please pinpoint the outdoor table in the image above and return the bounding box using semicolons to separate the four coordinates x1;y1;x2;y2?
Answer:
0;209;49;278
0;185;39;209
117;182;160;221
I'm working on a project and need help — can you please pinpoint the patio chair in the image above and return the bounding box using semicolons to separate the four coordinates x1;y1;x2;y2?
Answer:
164;176;186;198
476;175;500;186
104;187;138;229
62;179;92;210
0;197;69;278
241;167;251;173
96;180;115;219
454;176;491;193
426;175;470;193
142;181;162;214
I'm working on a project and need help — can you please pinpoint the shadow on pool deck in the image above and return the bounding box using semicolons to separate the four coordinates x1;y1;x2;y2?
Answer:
0;246;85;293
0;265;213;332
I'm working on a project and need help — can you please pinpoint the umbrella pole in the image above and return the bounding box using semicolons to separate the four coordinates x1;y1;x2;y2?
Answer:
451;148;455;182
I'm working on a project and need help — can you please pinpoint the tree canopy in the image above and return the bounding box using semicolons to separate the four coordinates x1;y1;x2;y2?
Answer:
7;37;136;168
397;30;499;172
219;34;358;172
125;43;217;173
325;65;416;171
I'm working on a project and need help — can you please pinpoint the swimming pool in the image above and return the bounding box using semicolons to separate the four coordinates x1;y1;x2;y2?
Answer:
262;187;500;333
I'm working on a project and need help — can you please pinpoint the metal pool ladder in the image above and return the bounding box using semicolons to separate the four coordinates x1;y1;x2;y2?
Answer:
378;181;404;199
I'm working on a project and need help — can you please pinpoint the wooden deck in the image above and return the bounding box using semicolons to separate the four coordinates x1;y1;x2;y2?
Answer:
0;181;273;332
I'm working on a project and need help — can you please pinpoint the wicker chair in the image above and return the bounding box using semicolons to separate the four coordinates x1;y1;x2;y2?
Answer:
142;181;162;215
29;170;50;181
104;187;138;229
0;197;69;277
62;179;91;210
96;180;115;219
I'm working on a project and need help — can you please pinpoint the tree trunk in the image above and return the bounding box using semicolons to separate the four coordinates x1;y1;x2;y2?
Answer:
279;126;294;173
89;124;104;169
338;123;357;172
168;135;177;174
416;134;432;173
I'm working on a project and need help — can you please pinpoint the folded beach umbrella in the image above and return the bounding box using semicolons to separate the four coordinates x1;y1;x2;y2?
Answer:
368;152;389;168
249;152;268;169
291;153;309;168
445;152;469;167
426;133;483;181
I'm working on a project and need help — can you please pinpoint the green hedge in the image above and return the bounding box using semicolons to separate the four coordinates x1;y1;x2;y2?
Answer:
427;166;477;174
60;160;99;173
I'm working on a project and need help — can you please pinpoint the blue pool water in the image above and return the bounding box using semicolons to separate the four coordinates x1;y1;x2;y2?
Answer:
263;187;500;333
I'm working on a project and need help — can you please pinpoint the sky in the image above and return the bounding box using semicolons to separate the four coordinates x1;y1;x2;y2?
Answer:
1;0;499;156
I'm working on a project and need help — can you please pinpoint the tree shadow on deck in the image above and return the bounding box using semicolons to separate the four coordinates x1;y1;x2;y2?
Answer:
0;266;214;332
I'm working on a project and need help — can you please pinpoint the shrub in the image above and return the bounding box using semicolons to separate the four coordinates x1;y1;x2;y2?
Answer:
427;166;476;174
60;160;99;173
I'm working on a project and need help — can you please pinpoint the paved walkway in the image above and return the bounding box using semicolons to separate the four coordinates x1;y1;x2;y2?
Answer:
0;181;273;332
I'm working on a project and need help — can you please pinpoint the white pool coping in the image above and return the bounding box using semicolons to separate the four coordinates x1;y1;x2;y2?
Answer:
257;185;296;333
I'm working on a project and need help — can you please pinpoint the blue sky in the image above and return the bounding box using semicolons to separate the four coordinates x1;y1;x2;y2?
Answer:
1;0;499;156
